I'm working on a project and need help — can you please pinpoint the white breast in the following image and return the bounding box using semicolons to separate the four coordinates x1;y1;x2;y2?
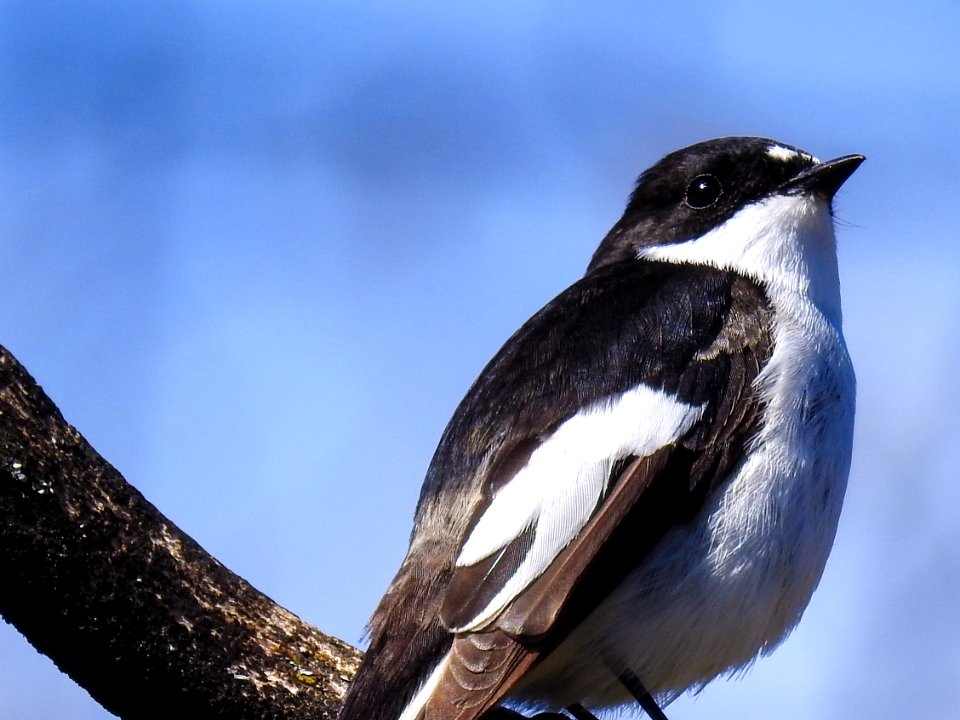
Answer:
514;300;855;709
512;193;856;710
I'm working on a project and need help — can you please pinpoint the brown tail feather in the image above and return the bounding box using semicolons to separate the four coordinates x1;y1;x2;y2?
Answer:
423;631;541;720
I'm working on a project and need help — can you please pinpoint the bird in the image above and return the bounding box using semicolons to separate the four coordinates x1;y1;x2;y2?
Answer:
337;136;863;720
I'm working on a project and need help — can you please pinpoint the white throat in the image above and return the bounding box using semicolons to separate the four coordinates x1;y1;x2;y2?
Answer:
639;194;843;326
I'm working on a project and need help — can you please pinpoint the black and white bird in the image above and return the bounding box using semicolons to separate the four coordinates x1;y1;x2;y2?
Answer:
338;137;862;720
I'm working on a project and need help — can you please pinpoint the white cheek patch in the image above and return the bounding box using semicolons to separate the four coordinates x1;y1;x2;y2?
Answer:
637;193;841;320
453;384;704;631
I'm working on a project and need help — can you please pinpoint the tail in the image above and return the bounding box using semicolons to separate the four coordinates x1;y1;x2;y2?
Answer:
338;620;448;720
338;546;451;720
340;628;540;720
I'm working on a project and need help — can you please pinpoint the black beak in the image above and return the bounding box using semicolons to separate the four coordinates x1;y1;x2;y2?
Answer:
780;154;865;199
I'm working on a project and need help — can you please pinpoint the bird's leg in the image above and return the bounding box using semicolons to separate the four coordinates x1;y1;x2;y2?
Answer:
617;669;670;720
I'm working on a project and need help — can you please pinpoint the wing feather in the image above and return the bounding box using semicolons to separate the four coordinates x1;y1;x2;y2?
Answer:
446;385;705;632
338;264;774;720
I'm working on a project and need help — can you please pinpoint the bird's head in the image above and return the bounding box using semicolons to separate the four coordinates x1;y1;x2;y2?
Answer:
589;136;864;320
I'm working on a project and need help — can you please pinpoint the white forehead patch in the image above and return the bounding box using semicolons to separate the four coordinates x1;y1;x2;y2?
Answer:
767;144;799;162
767;143;820;164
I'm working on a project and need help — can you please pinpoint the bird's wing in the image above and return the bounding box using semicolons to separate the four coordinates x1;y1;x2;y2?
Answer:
338;260;773;720
419;449;678;720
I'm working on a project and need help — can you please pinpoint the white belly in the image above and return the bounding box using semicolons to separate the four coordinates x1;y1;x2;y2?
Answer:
513;303;856;709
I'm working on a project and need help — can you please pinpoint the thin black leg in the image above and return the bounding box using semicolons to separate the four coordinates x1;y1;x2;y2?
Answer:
617;669;670;720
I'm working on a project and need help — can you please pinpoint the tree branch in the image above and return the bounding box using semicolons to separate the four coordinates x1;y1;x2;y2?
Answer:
0;345;362;719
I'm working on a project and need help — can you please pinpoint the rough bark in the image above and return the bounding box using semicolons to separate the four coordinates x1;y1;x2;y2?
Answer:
0;345;362;719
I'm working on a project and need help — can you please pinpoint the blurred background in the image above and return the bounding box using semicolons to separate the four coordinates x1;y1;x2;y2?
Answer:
1;1;958;718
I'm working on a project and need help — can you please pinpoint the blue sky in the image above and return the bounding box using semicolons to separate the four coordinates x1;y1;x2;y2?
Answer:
1;1;959;718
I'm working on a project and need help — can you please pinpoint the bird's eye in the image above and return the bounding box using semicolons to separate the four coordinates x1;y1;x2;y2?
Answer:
684;174;723;209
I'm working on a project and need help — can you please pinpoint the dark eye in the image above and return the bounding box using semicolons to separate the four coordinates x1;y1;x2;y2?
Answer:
684;174;723;209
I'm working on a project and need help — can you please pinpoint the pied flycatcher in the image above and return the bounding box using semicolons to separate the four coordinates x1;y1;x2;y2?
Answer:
338;137;863;720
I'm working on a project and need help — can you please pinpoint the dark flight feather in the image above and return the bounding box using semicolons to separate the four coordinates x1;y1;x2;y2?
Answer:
338;260;774;720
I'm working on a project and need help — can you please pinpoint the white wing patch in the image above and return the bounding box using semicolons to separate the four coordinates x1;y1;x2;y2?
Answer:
453;384;704;632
